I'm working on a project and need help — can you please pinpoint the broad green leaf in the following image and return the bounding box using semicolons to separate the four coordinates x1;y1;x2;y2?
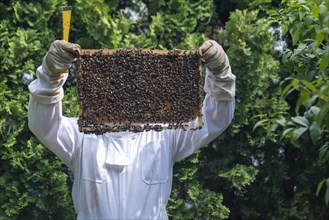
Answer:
316;179;325;196
323;14;329;23
308;106;321;117
282;83;294;96
293;126;308;139
315;31;325;47
300;4;310;12
311;5;319;17
294;43;307;55
276;118;286;126
292;116;309;127
299;10;306;21
290;25;301;45
292;78;299;90
281;23;288;36
306;94;318;109
253;119;267;131
319;52;329;72
320;102;329;121
295;89;310;114
268;123;278;134
282;127;294;138
305;53;315;59
319;4;328;16
309;121;321;145
301;80;316;92
319;178;329;206
282;49;292;61
319;143;329;162
289;14;296;23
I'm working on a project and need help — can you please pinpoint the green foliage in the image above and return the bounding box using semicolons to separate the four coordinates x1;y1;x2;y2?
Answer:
223;9;285;134
147;0;212;49
221;4;327;218
2;0;328;219
168;151;230;219
0;0;75;219
253;0;328;218
72;0;210;50
212;8;296;219
269;0;329;207
74;0;123;48
218;164;258;194
280;79;328;145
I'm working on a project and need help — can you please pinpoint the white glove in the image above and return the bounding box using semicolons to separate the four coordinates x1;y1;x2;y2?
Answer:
199;40;235;101
42;40;81;77
28;40;81;104
199;40;229;74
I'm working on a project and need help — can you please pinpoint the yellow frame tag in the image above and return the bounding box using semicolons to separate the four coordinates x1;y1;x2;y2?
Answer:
62;6;72;42
61;6;72;74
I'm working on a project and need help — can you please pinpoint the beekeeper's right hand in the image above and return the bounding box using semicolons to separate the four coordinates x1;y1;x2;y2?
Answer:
42;40;81;77
28;40;81;104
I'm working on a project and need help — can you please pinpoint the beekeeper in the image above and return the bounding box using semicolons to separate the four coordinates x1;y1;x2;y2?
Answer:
28;39;235;219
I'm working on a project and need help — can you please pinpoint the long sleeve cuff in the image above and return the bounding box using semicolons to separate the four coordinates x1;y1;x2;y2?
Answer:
28;66;68;104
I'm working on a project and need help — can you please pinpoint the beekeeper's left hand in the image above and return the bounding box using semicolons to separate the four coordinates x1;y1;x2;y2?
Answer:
42;40;81;76
199;40;229;74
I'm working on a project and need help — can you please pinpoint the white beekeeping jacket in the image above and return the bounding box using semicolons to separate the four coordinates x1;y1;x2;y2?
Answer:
28;60;235;219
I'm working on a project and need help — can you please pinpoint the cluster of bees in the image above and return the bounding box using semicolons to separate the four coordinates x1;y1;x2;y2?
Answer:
76;49;204;134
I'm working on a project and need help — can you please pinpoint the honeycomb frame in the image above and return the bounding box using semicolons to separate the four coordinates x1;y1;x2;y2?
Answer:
76;49;204;134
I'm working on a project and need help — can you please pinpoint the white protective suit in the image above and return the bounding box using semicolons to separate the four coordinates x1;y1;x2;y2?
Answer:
28;40;236;220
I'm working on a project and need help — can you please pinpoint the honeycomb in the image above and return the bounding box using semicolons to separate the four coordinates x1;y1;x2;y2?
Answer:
76;49;203;134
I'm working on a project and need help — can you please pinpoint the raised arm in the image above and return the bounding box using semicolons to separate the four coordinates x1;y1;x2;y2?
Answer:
173;40;236;162
28;40;81;168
